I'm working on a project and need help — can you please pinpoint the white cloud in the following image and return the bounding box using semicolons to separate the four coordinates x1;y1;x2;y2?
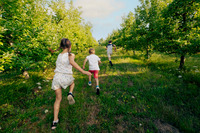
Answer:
74;0;125;18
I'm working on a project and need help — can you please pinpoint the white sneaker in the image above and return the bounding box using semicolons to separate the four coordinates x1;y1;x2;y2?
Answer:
88;82;92;86
67;93;75;105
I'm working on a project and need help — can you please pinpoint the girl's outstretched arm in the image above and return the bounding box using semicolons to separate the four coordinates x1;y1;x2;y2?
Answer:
48;47;61;53
83;58;88;69
48;48;55;53
69;54;92;76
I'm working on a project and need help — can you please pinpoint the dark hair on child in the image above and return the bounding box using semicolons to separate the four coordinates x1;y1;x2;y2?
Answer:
89;48;95;54
60;38;72;55
109;40;112;43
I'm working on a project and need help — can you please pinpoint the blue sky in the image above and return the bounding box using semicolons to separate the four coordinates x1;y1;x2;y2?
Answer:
67;0;141;40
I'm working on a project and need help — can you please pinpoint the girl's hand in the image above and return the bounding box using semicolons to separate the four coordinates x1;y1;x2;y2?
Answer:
83;66;85;69
83;71;92;76
48;47;55;53
69;54;91;75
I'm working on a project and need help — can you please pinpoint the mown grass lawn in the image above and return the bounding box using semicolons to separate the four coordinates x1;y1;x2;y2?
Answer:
0;46;199;133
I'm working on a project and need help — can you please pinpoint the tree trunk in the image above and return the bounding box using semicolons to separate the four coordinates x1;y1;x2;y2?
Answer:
179;55;185;69
133;51;135;55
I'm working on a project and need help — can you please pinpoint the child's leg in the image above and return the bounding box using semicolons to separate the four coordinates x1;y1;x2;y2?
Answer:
67;82;75;105
95;77;100;95
95;78;99;86
94;71;99;87
88;71;92;86
69;82;74;93
108;53;112;61
108;54;113;66
108;54;111;61
89;75;91;82
53;88;62;122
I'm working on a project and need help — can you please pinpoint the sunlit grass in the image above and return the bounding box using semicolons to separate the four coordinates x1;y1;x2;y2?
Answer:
0;46;199;132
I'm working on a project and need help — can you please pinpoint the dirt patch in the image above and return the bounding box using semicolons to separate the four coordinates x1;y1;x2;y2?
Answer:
115;115;125;132
128;81;133;87
86;104;100;125
115;115;123;121
154;120;180;133
116;124;125;133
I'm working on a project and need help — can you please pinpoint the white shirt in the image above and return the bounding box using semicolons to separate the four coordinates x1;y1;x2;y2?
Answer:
86;54;100;70
107;44;114;53
54;53;73;74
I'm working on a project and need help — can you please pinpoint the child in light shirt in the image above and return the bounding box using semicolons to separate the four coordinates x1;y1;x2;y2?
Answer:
83;48;101;95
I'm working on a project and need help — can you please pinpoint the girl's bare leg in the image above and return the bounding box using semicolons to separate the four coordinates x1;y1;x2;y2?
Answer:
68;82;75;105
69;82;74;93
53;88;62;122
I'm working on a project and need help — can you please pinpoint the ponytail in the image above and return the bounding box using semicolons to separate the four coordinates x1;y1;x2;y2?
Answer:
60;38;72;56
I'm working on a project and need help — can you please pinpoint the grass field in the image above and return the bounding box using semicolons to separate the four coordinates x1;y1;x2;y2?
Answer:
0;46;200;133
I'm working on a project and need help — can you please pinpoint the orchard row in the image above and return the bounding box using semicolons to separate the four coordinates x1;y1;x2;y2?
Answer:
102;0;200;69
0;0;97;72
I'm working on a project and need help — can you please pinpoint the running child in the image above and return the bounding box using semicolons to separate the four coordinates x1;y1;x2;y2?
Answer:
106;40;116;66
83;48;101;95
51;38;92;130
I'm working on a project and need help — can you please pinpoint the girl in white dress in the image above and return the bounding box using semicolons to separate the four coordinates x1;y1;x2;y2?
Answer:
51;38;91;130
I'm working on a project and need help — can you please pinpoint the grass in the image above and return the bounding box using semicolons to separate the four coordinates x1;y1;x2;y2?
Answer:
0;46;199;132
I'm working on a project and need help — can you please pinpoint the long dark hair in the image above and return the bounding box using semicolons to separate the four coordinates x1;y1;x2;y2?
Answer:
60;38;71;55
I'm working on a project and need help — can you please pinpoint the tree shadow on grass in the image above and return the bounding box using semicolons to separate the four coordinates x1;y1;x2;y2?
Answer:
0;73;46;108
146;61;200;87
0;71;22;80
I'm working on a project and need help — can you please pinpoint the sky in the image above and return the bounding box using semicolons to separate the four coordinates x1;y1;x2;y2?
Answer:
66;0;141;41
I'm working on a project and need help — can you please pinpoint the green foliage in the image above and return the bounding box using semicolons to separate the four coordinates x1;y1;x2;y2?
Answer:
98;38;104;45
103;0;200;68
0;52;14;71
155;0;200;68
0;0;97;72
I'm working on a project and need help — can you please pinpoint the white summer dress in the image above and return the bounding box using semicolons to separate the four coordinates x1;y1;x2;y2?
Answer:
52;53;74;90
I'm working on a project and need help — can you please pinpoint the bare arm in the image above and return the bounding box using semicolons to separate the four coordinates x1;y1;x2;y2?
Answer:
113;45;116;52
98;60;102;65
48;47;61;54
69;54;91;76
48;47;55;53
83;58;88;69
